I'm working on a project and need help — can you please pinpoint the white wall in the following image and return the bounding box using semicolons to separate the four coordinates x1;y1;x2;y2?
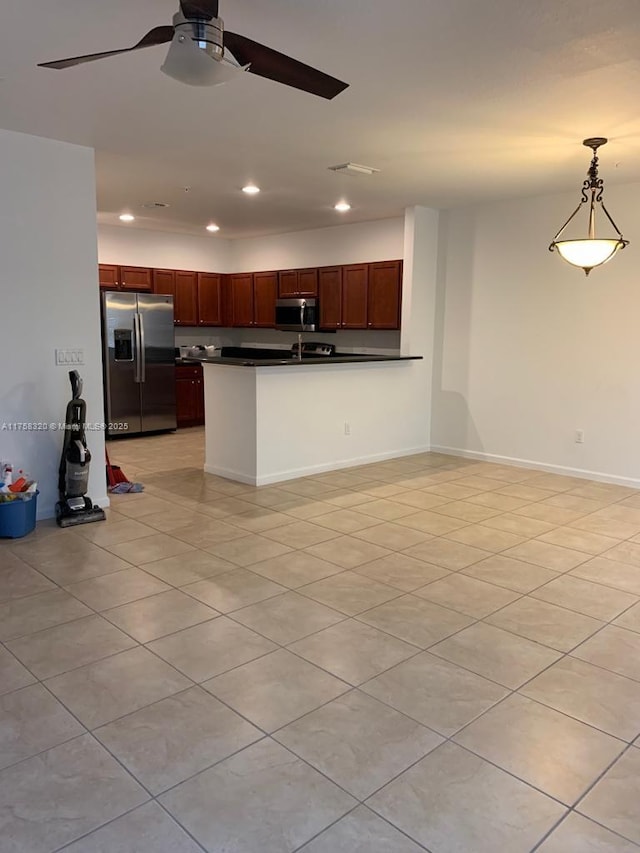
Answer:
203;361;428;485
0;130;107;519
432;181;640;485
231;217;404;271
98;224;232;273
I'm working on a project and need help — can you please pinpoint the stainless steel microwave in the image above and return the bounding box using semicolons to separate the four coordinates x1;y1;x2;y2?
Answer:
275;298;318;332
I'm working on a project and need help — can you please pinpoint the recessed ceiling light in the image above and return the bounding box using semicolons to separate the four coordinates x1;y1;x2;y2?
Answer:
242;184;261;195
206;223;220;232
334;201;351;212
119;213;135;222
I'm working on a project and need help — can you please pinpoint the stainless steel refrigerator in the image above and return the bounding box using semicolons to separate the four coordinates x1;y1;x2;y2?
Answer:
102;292;176;437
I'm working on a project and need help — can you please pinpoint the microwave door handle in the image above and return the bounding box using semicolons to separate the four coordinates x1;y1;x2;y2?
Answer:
300;299;306;330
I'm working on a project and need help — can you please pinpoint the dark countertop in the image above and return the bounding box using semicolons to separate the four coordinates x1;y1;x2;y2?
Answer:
182;355;422;367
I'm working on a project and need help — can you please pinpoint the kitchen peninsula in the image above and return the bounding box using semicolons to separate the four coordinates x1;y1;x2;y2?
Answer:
191;353;424;486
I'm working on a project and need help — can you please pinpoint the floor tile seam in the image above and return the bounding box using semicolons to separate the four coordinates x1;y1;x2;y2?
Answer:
362;739;572;826
271;715;445;806
153;732;360;809
570;740;640;828
569;565;640;598
289;802;434;853
474;609;609;656
527;587;640;623
50;799;209;853
566;647;640;685
405;574;529;621
292;579;409;618
91;706;269;796
283;632;426;689
530;806;640;852
512;687;640;745
221;598;353;644
2;625;143;684
479;587;621;629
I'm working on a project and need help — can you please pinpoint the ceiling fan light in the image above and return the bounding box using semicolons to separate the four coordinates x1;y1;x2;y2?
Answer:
553;238;623;274
161;31;244;87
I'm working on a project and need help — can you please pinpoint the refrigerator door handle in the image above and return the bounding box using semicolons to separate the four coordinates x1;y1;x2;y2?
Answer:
139;312;146;383
133;313;141;384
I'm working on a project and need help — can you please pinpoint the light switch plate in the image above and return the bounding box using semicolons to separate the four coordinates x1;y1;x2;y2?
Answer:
56;349;85;366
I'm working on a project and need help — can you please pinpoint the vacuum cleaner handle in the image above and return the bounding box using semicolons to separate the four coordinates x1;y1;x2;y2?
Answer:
69;370;83;400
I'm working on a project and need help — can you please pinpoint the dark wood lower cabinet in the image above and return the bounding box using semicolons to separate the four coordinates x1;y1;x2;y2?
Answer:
175;366;204;428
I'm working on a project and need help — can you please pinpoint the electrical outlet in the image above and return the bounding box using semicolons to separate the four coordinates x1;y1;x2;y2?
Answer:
575;429;584;444
344;422;351;435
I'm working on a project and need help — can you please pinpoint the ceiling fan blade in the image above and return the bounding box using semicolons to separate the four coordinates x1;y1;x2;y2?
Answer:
180;0;219;20
223;31;348;99
38;26;174;70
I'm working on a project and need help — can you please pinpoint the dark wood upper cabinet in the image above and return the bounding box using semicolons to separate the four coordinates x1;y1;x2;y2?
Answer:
152;269;175;297
278;270;298;298
278;268;318;298
318;266;342;330
119;266;153;292
175;271;198;326
367;261;402;329
253;271;277;328
341;264;368;329
100;259;402;331
99;264;119;290
197;273;222;326
230;273;254;327
297;268;318;296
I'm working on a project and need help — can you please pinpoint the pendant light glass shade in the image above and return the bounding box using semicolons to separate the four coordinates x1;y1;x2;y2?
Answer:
549;138;628;275
554;238;624;271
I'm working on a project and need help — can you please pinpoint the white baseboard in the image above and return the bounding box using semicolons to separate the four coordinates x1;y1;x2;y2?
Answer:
431;445;640;490
205;445;431;486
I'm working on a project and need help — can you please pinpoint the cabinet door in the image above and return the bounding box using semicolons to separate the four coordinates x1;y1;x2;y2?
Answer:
197;273;222;326
152;269;175;297
253;272;277;328
278;270;298;298
230;274;254;326
318;267;342;329
368;261;402;329
99;264;119;290
297;268;318;297
171;271;197;325
175;376;198;428
341;264;368;329
120;266;153;292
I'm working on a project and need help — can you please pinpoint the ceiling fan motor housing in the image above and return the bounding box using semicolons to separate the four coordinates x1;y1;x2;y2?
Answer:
173;10;224;60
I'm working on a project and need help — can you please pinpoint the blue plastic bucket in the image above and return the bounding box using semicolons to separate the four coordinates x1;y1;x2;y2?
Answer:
0;491;39;539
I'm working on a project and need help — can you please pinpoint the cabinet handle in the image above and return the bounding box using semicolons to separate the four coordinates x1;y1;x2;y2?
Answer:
368;322;372;327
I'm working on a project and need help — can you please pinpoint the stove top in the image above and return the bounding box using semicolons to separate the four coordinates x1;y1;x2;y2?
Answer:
291;342;336;357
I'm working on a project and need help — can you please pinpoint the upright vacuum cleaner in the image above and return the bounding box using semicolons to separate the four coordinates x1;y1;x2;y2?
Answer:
55;370;106;528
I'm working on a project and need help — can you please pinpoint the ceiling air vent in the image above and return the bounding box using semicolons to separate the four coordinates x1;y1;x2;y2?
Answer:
328;162;380;177
142;201;170;209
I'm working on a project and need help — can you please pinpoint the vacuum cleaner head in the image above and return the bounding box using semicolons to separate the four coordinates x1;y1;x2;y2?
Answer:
56;497;106;528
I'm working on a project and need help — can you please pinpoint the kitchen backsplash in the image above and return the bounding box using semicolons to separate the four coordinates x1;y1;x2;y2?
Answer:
174;326;401;354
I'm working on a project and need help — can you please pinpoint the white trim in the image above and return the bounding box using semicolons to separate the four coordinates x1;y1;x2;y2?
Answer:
205;445;430;486
431;445;640;490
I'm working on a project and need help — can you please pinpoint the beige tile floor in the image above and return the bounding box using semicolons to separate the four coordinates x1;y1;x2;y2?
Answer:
1;426;640;851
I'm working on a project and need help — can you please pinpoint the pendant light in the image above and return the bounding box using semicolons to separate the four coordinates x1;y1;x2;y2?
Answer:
549;138;628;275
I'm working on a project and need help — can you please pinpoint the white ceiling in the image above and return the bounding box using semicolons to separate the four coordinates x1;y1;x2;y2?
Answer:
2;0;640;238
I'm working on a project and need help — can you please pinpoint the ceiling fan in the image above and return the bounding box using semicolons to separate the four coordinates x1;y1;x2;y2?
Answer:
38;0;349;99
